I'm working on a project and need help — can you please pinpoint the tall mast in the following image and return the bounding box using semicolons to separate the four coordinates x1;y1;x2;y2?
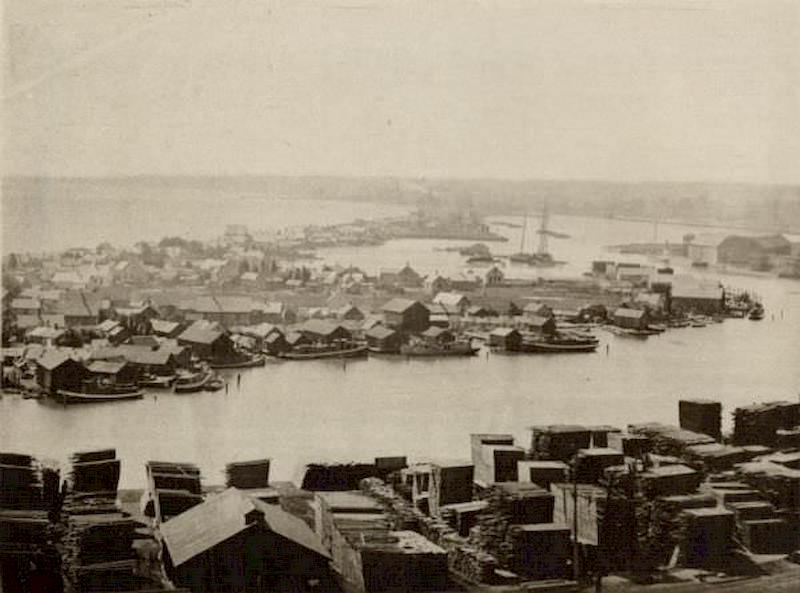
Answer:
537;200;549;256
520;213;527;253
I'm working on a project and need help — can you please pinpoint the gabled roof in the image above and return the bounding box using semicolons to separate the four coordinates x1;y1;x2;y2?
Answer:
98;319;121;332
381;298;423;314
299;319;348;337
365;325;397;340
490;327;519;337
150;319;181;335
160;488;330;568
178;325;225;345
86;360;128;375
28;327;66;340
421;326;452;339
432;292;467;306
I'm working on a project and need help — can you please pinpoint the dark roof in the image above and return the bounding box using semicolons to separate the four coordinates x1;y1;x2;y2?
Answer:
160;488;329;567
299;319;347;337
381;298;424;314
178;325;225;345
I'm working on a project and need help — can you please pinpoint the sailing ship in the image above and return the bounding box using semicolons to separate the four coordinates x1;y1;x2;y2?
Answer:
518;331;599;353
400;337;479;357
508;202;565;266
278;342;368;360
57;378;144;404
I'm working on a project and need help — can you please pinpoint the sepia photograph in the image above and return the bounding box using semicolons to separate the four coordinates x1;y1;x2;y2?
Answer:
1;1;799;592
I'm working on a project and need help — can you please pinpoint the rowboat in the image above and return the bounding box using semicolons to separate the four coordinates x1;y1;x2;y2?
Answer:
174;370;213;393
57;389;144;404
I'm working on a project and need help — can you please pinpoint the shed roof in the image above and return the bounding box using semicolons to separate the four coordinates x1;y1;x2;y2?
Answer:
381;298;422;314
178;325;224;345
613;308;647;319
86;360;128;375
151;319;181;334
160;488;329;567
36;351;73;371
433;292;468;306
365;326;396;340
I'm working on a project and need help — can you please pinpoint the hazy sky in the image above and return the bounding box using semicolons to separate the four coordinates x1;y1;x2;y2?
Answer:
3;0;799;183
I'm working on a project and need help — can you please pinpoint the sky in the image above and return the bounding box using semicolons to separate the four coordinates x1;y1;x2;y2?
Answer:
3;0;799;183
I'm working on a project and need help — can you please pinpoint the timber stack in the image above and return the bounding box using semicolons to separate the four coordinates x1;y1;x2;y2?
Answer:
732;401;800;447
224;458;271;489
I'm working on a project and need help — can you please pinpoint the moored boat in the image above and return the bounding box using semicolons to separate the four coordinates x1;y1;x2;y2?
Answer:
209;354;266;369
518;332;599;353
400;340;478;357
57;388;143;404
174;370;213;393
138;374;176;388
278;344;368;360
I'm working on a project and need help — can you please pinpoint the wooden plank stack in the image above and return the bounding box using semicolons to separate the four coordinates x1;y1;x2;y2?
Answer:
506;523;571;579
678;399;722;441
530;425;591;462
627;423;715;458
225;459;271;489
678;507;734;569
732;401;800;447
60;449;144;593
144;461;202;521
735;460;800;511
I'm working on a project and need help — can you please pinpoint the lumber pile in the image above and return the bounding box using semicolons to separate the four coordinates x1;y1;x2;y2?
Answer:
573;448;624;484
735;460;800;511
530;425;591;462
607;432;651;458
302;462;377;491
678;507;734;568
144;461;202;521
1;452;59;511
225;459;271;489
678;399;722;441
776;427;800;449
732;401;800;447
640;465;702;497
518;461;569;489
684;443;752;473
60;449;145;593
506;523;571;579
644;493;717;567
627;423;714;458
473;483;554;566
429;462;474;516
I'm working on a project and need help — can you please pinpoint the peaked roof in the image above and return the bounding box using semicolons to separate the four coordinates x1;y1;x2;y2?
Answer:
36;350;74;370
178;325;225;345
433;292;467;306
365;325;397;340
381;298;423;314
160;488;329;567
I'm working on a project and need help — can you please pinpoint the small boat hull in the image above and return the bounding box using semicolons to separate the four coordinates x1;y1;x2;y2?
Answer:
279;345;368;360
139;375;175;388
209;355;266;369
57;389;144;404
400;343;479;357
519;341;598;353
174;371;213;393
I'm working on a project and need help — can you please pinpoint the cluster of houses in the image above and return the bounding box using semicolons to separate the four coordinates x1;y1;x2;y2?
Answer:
680;233;800;277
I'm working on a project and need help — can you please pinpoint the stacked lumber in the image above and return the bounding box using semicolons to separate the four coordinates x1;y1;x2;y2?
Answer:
607;432;651;458
301;462;377;491
518;461;569;489
530;425;591;462
60;449;144;593
739;518;793;554
775;427;800;449
588;425;621;448
678;508;734;568
447;544;501;584
574;448;624;484
225;459;271;489
640;465;702;498
735;460;800;511
144;461;202;521
474;483;554;566
68;450;120;494
627;423;714;458
644;493;717;567
0;452;58;510
732;401;800;447
678;399;722;441
684;443;752;473
506;523;571;579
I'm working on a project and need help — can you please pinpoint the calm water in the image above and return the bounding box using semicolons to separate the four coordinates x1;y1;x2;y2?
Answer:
2;196;799;488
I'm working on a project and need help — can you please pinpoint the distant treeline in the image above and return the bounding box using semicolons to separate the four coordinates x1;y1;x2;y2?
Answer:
5;175;800;233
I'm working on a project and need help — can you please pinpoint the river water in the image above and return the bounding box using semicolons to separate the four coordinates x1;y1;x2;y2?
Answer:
2;198;799;488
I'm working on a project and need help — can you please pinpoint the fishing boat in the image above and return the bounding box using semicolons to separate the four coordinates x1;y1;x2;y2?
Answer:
138;373;176;388
174;369;213;393
400;340;479;357
204;377;226;392
57;379;143;404
278;343;368;360
209;354;266;369
519;332;599;353
57;389;144;404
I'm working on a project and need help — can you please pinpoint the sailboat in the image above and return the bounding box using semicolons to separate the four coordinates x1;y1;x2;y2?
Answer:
508;203;559;266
